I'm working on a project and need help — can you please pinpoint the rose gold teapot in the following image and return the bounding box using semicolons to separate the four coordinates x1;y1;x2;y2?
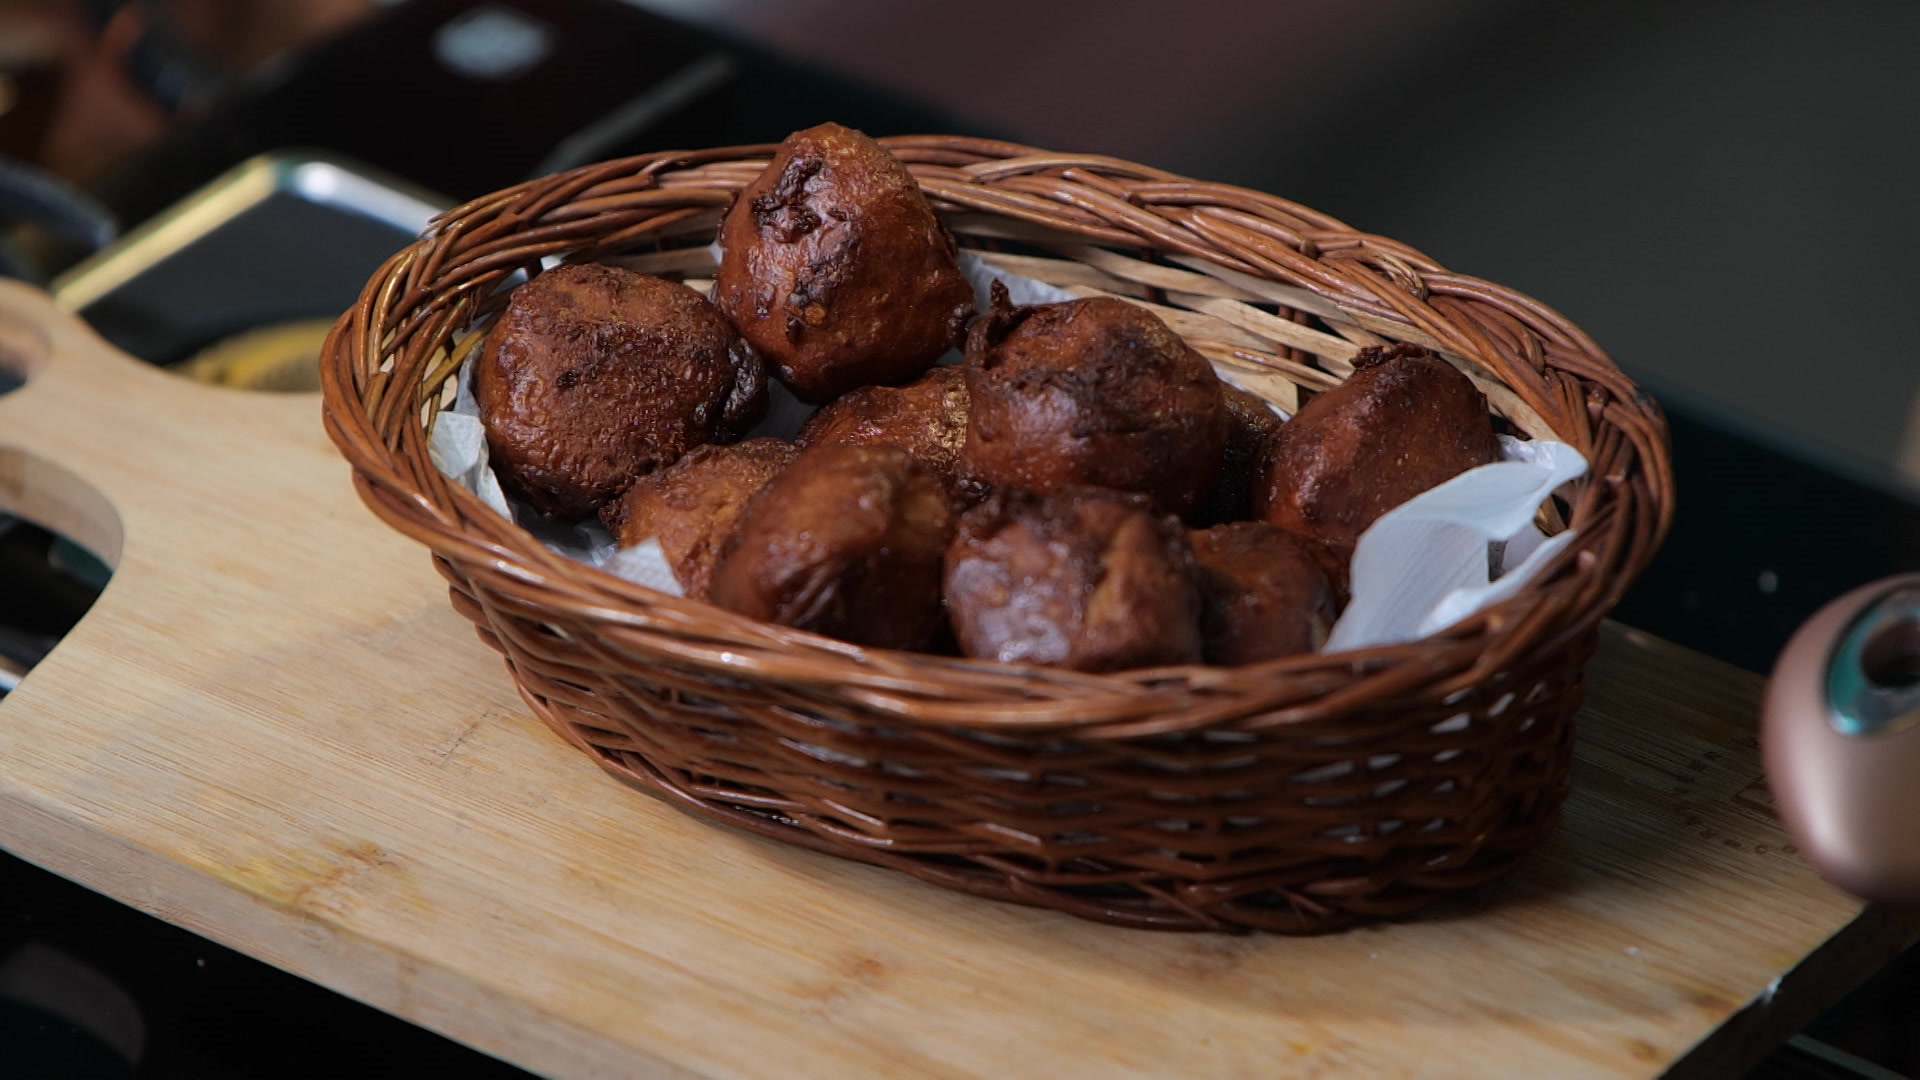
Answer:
1764;573;1920;901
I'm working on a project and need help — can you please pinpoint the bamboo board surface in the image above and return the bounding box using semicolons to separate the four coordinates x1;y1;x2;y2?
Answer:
0;281;1912;1079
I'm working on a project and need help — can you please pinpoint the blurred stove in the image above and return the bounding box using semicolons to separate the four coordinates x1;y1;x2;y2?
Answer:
86;0;984;232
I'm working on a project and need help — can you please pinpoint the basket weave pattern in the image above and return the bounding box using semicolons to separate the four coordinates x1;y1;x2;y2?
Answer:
321;137;1672;932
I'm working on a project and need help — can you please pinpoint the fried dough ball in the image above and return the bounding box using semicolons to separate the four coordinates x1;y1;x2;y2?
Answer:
1198;381;1287;525
1190;522;1339;665
708;445;956;649
944;486;1204;672
1255;343;1498;562
795;365;972;498
713;123;975;403
960;287;1227;518
474;263;767;521
600;438;799;599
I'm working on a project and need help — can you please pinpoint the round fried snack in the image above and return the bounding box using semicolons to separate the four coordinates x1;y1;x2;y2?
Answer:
1198;381;1287;525
475;263;767;521
714;123;975;403
1191;522;1339;665
944;486;1204;672
961;287;1227;518
796;365;972;498
1255;343;1498;562
601;437;799;599
708;445;956;649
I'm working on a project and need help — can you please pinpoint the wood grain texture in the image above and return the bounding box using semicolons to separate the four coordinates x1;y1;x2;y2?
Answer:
0;282;1911;1079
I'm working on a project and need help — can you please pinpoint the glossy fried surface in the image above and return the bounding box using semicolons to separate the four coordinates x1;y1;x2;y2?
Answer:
1191;522;1339;665
961;289;1227;518
1256;343;1498;561
1199;381;1287;525
602;437;799;599
714;123;975;403
475;263;767;521
944;486;1204;672
796;365;972;497
708;444;956;649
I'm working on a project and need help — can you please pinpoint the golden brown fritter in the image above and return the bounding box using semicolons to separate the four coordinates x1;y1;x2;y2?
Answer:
1255;343;1498;562
944;486;1204;672
795;365;972;498
708;444;956;649
1198;381;1287;525
1190;522;1339;665
713;123;975;403
601;437;799;599
961;287;1228;518
475;263;767;521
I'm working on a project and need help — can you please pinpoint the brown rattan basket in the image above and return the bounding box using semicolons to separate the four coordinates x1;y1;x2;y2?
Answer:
320;136;1673;933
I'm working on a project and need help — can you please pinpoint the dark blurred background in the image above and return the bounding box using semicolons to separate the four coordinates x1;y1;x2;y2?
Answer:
0;1;1916;1076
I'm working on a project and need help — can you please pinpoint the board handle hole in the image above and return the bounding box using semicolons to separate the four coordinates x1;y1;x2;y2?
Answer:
0;306;50;396
0;449;118;696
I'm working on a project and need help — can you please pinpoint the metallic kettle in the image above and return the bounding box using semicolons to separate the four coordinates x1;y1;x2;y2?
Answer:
1764;573;1920;901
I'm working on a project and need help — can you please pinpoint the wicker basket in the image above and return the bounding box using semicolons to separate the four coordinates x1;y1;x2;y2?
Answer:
320;136;1672;933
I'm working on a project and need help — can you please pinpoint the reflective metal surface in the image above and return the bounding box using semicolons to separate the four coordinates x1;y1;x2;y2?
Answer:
52;152;444;366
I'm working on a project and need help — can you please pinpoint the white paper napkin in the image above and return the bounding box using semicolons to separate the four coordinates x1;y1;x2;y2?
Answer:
1324;436;1588;651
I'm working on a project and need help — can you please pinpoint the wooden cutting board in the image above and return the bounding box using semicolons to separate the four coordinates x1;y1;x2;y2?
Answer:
0;281;1913;1080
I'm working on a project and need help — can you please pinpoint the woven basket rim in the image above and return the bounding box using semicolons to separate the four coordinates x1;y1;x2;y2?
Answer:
320;135;1672;734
